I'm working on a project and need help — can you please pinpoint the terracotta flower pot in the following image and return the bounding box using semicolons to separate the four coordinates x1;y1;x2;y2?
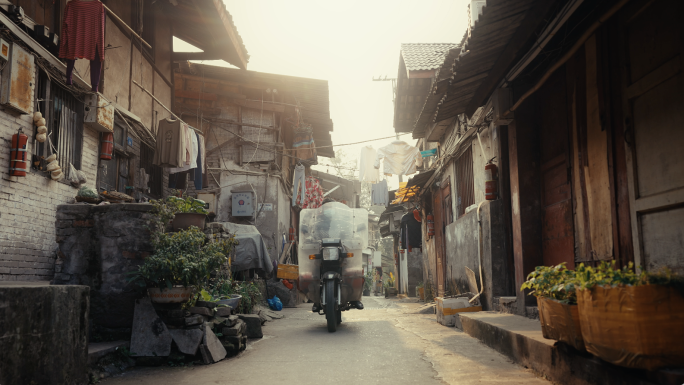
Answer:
172;213;206;231
537;296;584;351
148;286;194;304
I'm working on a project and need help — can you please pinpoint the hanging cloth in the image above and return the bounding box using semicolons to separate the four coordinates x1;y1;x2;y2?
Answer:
58;0;105;61
153;118;185;168
169;126;198;174
359;145;380;183
296;176;324;209
194;132;203;190
374;140;423;176
292;128;317;164
371;179;389;207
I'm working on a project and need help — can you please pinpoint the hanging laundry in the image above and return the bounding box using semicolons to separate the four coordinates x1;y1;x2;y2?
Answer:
359;145;379;183
400;212;422;251
169;126;198;174
58;0;105;92
292;164;306;206
296;176;324;209
153;118;186;168
292;128;317;164
371;179;389;206
374;140;423;176
194;132;203;190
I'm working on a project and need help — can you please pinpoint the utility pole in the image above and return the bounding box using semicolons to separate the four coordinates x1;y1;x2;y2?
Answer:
372;76;403;182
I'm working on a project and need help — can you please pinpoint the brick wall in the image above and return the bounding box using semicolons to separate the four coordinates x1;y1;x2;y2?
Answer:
0;109;99;281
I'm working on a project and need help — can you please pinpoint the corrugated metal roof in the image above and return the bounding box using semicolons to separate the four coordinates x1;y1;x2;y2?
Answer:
401;43;459;72
171;0;249;69
413;0;555;136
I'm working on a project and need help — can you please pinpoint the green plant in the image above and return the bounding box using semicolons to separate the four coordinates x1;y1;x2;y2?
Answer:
147;192;208;237
520;263;578;304
576;261;684;296
232;281;262;314
128;227;235;292
416;281;424;289
364;270;373;291
170;195;209;215
384;272;396;288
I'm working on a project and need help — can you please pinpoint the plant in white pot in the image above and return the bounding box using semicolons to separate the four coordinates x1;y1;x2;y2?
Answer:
128;227;233;303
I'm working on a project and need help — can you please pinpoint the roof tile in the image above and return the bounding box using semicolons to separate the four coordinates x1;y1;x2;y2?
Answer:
401;43;459;72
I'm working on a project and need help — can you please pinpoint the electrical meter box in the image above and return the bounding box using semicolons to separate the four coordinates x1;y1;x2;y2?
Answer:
1;43;34;114
84;93;114;132
232;191;254;217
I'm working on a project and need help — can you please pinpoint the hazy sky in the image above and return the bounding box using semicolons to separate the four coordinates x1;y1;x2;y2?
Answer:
174;0;470;189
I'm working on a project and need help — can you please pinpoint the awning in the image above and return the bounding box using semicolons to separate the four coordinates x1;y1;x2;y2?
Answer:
391;182;420;205
414;0;556;132
405;170;436;190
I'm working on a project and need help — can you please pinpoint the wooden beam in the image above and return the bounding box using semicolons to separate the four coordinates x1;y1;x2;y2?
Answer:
173;51;224;61
230;98;285;113
175;108;278;131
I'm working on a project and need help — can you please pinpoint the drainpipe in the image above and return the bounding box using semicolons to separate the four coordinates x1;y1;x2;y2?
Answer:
469;201;486;305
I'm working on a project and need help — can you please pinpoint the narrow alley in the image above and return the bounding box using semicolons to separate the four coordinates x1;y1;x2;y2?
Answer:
103;296;549;385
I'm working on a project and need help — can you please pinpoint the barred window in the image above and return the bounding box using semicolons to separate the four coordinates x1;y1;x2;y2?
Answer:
33;71;84;181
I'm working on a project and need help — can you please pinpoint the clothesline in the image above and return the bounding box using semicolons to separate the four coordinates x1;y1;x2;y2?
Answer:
309;133;411;149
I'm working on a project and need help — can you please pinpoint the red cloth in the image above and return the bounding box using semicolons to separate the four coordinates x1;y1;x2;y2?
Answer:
58;0;105;61
296;176;324;209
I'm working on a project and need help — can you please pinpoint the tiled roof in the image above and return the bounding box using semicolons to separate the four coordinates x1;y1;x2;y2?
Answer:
401;43;459;72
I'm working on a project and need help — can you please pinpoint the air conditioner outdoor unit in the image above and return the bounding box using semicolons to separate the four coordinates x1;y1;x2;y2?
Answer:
1;43;34;115
84;93;114;132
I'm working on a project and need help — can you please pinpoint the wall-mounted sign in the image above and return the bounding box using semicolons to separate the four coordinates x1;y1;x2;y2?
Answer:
232;191;254;216
127;137;133;146
258;203;273;212
421;148;437;157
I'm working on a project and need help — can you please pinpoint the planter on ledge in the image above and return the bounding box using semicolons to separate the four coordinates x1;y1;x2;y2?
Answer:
148;286;194;304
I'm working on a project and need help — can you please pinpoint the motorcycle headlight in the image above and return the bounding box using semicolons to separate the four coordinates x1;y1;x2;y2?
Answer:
322;247;339;261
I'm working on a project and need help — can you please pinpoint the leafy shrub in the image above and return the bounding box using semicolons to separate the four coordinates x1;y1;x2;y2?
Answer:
148;192;208;237
128;227;235;291
520;263;577;304
576;261;684;296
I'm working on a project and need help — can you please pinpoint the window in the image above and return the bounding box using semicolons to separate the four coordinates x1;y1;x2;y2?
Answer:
140;143;163;198
455;146;474;217
98;120;131;194
33;71;84;181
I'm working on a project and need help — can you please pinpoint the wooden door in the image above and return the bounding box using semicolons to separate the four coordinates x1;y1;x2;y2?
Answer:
622;0;684;274
539;69;575;268
433;191;446;297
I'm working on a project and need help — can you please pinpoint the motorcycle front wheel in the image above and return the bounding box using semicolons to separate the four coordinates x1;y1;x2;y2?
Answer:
325;280;337;333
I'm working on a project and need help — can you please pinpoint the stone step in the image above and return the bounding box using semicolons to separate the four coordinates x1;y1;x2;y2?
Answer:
88;341;129;365
458;311;684;385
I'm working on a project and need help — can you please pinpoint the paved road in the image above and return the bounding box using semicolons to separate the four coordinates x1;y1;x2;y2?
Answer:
104;296;549;385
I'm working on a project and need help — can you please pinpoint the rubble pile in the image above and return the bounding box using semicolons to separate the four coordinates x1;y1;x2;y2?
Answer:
129;297;283;366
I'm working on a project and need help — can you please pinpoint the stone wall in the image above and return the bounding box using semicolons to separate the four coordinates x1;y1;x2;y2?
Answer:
53;203;154;333
0;282;90;385
0;104;99;281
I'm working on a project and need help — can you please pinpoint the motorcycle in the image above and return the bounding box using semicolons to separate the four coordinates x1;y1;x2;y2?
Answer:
298;202;368;332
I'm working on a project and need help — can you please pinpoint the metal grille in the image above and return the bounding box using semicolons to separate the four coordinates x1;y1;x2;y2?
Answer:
51;85;84;180
140;143;162;197
455;146;474;217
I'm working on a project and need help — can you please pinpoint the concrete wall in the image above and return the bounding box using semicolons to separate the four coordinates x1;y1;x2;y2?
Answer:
53;204;154;332
0;282;89;385
218;170;290;264
406;249;424;297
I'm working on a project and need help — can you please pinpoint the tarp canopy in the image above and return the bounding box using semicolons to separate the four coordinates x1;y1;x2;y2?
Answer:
391;182;421;205
213;222;273;273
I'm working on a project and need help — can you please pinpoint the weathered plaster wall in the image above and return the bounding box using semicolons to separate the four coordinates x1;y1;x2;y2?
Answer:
443;200;508;310
102;17;131;106
406;249;424;297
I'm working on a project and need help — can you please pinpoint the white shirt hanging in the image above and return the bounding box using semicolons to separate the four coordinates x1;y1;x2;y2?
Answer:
169;130;198;173
358;145;380;183
374;140;423;176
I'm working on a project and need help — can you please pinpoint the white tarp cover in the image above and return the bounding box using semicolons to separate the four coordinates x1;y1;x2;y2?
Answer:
214;222;273;273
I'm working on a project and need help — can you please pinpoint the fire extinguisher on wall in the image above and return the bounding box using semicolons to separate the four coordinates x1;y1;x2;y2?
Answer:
426;214;435;237
9;128;28;177
485;162;498;200
100;132;113;160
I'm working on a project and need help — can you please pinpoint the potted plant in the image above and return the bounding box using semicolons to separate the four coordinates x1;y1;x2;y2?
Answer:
169;196;208;231
575;261;684;370
128;227;233;303
384;272;398;298
520;263;584;351
363;271;373;296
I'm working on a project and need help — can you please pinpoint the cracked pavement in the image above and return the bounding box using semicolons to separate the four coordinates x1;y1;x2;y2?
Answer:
103;296;550;385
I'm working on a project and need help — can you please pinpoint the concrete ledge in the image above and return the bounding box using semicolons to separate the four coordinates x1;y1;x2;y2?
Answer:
459;312;684;385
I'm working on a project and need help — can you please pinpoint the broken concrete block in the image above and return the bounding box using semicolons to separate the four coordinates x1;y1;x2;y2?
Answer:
238;314;263;338
215;306;232;317
129;298;172;357
259;312;273;324
185;315;205;326
223;335;241;345
188;307;214;317
240;336;247;351
195;300;218;309
224;314;238;327
169;329;203;355
202;323;227;363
